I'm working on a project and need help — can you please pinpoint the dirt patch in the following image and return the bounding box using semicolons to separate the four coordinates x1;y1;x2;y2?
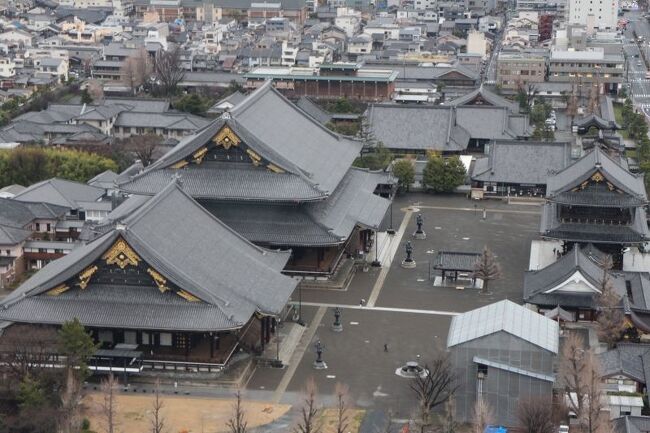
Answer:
82;392;291;433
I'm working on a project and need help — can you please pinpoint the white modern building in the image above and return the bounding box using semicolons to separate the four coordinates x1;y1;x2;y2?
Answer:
568;0;618;30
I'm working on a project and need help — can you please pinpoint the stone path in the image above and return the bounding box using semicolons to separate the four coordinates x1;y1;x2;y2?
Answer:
367;208;413;307
271;306;326;403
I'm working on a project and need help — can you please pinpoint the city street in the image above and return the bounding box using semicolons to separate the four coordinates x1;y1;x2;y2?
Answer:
624;11;650;112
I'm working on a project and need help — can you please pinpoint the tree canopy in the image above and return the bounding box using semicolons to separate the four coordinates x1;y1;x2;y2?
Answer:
422;154;465;193
392;159;415;192
353;144;393;171
0;148;118;188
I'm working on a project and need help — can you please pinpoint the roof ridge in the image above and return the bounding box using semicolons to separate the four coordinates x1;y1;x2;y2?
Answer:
122;180;290;262
232;80;350;142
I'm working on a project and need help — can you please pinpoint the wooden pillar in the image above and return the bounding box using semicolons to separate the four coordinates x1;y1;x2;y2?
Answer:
375;82;378;98
260;318;265;350
328;80;331;97
265;317;271;344
210;334;215;359
184;333;189;359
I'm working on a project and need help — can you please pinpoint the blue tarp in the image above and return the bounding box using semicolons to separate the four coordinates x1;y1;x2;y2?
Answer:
485;427;508;433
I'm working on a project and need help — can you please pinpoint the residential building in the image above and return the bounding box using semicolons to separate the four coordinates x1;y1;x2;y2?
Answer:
0;29;34;48
0;58;16;78
496;52;546;90
548;48;624;94
347;34;372;58
448;300;559;425
34;57;69;83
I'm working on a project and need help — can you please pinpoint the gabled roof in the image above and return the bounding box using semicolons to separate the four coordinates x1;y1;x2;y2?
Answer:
573;113;621;131
447;299;559;353
230;81;362;194
0;197;68;228
0;224;31;245
524;246;626;307
598;343;650;385
546;147;647;200
119;82;363;201
14;178;105;209
446;85;519;113
0;181;297;331
87;170;118;190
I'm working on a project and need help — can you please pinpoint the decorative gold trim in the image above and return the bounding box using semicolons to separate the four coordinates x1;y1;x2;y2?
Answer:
214;126;241;149
267;163;285;173
591;172;604;182
171;160;189;169
177;290;201;302
78;265;98;289
102;238;141;269
147;268;170;293
47;284;70;296
193;147;208;164
246;149;262;166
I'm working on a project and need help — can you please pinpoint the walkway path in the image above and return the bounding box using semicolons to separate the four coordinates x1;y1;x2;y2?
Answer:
416;205;541;215
271;306;326;403
289;301;460;317
367;208;413;307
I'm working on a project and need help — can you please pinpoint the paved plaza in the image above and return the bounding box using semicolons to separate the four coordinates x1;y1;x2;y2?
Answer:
246;193;543;421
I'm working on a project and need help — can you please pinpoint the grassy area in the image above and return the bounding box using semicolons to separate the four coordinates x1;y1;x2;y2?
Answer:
319;408;366;433
613;102;631;139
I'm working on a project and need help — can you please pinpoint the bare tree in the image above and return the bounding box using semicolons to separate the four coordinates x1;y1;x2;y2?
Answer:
410;353;458;433
471;400;494;433
595;255;625;348
116;134;162;167
473;246;502;295
566;82;579;123
560;333;607;433
150;379;166;433
334;383;350;433
100;374;118;433
0;325;58;387
84;80;104;102
561;333;588;424
153;47;186;98
226;389;247;433
517;397;555;433
439;396;459;433
293;377;321;433
121;48;152;95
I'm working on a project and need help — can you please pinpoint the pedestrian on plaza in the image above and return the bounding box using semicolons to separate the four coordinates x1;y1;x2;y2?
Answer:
384;343;389;352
